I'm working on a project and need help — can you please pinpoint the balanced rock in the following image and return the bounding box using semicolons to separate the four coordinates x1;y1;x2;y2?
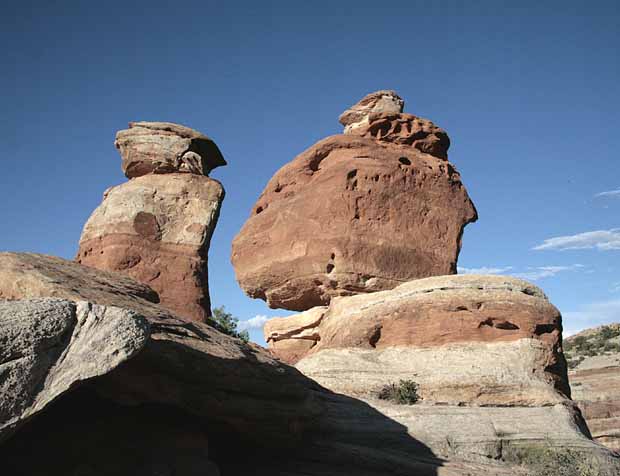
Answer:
232;92;477;311
338;90;404;133
77;121;226;322
116;121;226;178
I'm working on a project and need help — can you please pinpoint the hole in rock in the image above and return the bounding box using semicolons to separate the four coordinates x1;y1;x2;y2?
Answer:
535;323;557;335
330;253;335;260
347;169;357;180
326;263;335;274
398;157;411;166
256;206;264;214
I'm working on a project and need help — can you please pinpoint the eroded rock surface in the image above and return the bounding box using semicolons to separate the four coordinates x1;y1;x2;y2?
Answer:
115;121;226;178
232;129;477;311
567;324;620;452
0;298;149;443
77;173;224;322
261;274;620;470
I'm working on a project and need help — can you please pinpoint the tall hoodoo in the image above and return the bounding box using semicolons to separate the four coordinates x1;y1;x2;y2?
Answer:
76;122;225;322
232;90;477;311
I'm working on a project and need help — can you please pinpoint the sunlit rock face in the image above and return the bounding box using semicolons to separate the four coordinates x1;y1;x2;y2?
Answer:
232;91;477;311
77;121;226;322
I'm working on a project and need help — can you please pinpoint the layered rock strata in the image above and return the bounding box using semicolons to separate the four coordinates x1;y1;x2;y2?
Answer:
232;91;477;311
77;121;226;322
0;253;321;450
567;324;620;452
261;274;620;470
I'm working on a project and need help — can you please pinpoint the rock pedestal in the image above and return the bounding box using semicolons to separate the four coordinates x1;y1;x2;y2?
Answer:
77;122;225;322
232;91;477;311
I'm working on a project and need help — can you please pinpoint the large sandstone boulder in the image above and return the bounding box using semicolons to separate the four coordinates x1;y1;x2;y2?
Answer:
263;275;620;470
115;121;226;178
0;299;149;444
566;324;620;452
266;275;570;404
0;253;322;449
77;173;224;322
232;92;477;311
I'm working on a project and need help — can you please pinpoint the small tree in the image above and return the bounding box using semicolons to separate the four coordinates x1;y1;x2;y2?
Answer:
211;306;250;342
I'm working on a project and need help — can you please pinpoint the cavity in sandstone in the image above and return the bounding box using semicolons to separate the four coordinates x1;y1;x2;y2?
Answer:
77;122;225;322
232;91;477;311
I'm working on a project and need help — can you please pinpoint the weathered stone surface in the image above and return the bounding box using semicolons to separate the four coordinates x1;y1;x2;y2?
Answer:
338;90;404;133
348;112;450;159
232;134;477;311
267;275;568;403
115;121;226;178
567;324;620;452
0;298;150;443
0;252;160;312
77;173;224;322
261;274;620;470
0;253;323;449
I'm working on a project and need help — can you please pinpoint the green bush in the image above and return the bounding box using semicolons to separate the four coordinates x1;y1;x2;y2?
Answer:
515;444;605;476
211;306;250;342
378;380;420;405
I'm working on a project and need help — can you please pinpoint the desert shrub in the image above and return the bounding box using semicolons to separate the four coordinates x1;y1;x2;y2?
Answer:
378;380;420;404
603;341;620;353
514;444;605;476
211;306;250;342
600;326;615;340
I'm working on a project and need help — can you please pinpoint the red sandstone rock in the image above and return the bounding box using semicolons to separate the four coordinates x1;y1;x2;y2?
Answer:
77;173;224;322
232;130;477;311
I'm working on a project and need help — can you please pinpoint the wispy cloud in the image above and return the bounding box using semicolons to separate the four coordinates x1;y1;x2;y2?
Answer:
612;282;620;293
563;299;620;336
595;188;620;198
237;314;269;331
533;229;620;251
457;266;513;275
513;264;584;281
458;264;584;281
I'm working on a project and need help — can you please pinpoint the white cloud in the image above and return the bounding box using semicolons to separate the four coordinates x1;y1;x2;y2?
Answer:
458;264;584;281
237;314;269;331
533;229;620;251
612;282;620;293
563;299;620;336
595;188;620;198
457;266;513;275
513;264;584;281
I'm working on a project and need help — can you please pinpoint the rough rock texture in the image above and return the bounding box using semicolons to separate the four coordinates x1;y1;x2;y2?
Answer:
115;121;226;178
567;324;620;452
0;252;160;311
261;274;620;470
77;173;224;322
0;299;149;443
232;133;477;311
267;274;568;404
0;254;322;445
338;90;404;133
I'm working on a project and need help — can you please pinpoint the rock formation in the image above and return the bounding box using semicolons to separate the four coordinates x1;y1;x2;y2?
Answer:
0;253;325;475
232;91;477;311
0;252;548;476
263;275;620;470
77;121;225;322
566;324;620;452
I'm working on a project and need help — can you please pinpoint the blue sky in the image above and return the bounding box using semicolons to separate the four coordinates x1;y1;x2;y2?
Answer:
1;1;618;342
